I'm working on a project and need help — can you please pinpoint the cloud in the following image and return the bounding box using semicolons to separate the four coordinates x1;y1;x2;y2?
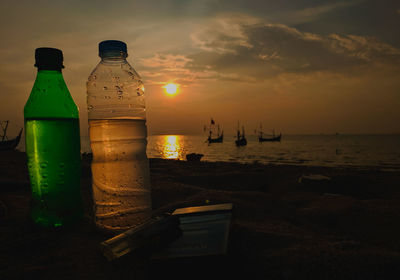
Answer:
328;33;400;61
139;53;194;86
139;51;258;87
184;17;400;82
190;15;259;54
275;1;360;24
135;15;400;88
140;53;192;70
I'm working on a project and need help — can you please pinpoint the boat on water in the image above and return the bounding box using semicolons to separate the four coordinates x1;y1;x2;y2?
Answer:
205;118;223;144
208;133;223;143
257;124;281;142
259;131;281;142
0;121;23;151
235;123;247;147
186;153;204;162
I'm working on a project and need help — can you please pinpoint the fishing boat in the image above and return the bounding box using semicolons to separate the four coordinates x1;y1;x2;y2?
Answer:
186;153;204;162
259;131;281;142
205;118;223;144
235;123;247;147
257;124;281;142
0;121;23;151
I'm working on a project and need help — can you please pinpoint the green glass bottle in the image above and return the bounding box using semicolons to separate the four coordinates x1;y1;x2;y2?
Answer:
24;48;83;228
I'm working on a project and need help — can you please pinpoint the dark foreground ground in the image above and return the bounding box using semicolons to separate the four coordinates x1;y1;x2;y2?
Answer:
1;150;400;279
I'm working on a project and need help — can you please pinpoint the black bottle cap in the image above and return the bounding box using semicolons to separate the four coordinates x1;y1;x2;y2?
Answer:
34;48;64;71
99;40;128;57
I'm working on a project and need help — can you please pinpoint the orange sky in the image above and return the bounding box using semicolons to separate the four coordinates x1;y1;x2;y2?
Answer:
1;0;400;136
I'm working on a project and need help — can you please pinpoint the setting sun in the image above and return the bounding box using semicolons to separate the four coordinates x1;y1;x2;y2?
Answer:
164;83;178;95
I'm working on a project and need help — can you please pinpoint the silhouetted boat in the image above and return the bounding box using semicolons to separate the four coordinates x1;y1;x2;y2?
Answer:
208;134;223;143
0;121;23;151
257;124;281;142
205;118;223;144
235;123;247;147
186;153;204;162
259;132;281;142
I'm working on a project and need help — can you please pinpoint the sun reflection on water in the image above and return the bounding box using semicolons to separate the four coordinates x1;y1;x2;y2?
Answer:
161;135;183;160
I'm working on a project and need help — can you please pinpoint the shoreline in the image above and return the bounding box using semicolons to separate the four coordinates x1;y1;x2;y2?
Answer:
11;148;400;172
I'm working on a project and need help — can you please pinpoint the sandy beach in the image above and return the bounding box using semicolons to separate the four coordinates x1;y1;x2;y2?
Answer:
1;150;400;279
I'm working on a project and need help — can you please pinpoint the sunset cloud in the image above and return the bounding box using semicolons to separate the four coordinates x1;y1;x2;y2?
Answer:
328;34;400;61
134;14;400;92
182;18;400;82
274;1;360;24
140;53;192;69
190;15;258;54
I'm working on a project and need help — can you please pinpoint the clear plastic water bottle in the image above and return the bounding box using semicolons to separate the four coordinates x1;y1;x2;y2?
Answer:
24;47;83;228
87;40;151;233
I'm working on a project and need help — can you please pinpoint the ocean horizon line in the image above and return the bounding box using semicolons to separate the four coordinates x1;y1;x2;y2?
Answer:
77;132;400;137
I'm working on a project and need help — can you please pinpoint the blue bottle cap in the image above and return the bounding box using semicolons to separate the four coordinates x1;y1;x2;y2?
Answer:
99;40;128;57
34;47;64;70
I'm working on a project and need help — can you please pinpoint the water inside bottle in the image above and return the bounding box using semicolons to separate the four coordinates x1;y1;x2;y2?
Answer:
89;118;152;232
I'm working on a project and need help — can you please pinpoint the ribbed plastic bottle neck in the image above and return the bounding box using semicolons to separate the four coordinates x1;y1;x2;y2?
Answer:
101;57;126;63
100;51;128;64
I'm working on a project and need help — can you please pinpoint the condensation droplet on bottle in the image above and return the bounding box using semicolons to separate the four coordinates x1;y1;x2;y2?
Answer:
41;183;49;191
40;162;47;169
125;71;134;77
116;86;123;95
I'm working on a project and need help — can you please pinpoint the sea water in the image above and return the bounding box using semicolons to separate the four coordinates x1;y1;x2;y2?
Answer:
23;134;400;170
145;134;400;170
25;118;83;227
89;119;151;232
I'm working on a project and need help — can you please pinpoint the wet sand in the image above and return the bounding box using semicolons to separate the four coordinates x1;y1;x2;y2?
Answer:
1;150;400;279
